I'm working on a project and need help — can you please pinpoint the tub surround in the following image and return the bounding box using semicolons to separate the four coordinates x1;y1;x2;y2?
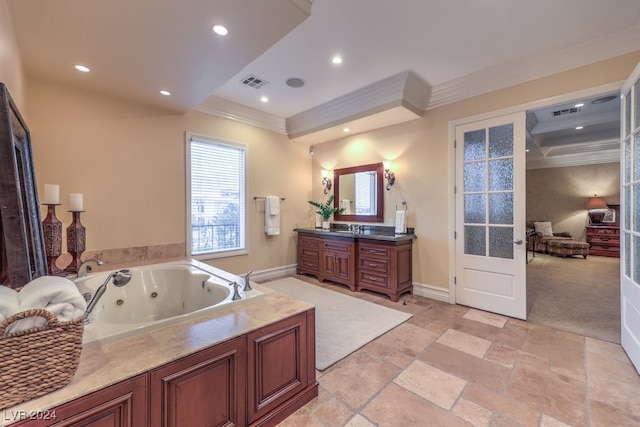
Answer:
1;281;317;426
295;226;415;301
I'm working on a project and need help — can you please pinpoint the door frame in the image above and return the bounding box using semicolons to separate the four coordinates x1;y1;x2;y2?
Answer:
448;81;625;304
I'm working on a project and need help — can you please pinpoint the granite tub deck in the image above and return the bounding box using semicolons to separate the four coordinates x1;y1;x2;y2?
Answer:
0;283;315;426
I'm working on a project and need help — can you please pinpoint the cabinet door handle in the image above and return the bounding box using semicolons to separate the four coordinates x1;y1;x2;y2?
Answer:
369;263;377;267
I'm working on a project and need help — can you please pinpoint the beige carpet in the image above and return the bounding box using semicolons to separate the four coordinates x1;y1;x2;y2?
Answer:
262;277;412;370
526;253;620;343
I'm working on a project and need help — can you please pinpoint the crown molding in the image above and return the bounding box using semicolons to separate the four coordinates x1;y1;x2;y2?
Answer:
286;70;431;138
194;97;287;135
527;149;620;170
428;25;640;110
194;25;640;144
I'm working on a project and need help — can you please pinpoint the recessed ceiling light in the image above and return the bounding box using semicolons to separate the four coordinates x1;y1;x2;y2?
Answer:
74;64;90;73
332;56;343;65
526;149;530;152
574;103;584;108
576;126;584;130
260;96;268;103
343;127;350;133
212;25;228;36
160;90;171;96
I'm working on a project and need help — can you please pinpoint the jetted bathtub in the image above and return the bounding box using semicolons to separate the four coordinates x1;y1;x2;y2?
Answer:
74;260;263;347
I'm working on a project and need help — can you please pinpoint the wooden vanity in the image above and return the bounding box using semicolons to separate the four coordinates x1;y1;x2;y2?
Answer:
295;228;414;302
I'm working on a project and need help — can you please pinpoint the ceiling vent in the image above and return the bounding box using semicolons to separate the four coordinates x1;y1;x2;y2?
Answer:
552;106;581;117
240;75;269;89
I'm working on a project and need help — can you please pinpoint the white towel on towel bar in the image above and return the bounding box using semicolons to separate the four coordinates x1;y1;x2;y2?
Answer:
395;210;407;234
265;196;281;235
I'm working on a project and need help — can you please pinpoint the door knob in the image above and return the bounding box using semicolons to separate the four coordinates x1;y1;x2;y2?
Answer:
514;238;523;245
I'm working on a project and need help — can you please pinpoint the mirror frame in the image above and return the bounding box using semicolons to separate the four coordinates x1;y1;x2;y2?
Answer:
333;162;384;223
0;83;47;288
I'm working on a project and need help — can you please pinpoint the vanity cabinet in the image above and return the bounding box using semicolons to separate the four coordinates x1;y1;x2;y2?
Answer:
321;239;356;291
297;235;321;275
150;336;246;427
296;231;413;301
297;235;356;290
357;240;413;302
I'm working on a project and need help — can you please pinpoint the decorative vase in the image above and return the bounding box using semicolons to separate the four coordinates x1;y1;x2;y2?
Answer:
315;213;322;228
322;221;330;230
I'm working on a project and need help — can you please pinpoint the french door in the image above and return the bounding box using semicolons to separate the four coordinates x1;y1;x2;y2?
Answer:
620;60;640;372
455;112;527;319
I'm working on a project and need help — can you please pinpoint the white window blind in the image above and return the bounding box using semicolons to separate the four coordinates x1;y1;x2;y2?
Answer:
188;135;246;257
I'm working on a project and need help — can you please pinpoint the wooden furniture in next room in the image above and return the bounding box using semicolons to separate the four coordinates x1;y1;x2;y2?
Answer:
586;226;620;258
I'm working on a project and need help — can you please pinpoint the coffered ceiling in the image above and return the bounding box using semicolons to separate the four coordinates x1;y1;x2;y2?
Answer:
6;0;640;149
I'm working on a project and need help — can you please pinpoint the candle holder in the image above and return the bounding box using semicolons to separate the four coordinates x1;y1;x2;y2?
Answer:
42;204;65;276
65;211;86;274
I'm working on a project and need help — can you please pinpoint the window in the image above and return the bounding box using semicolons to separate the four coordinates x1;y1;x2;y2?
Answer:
354;171;376;215
187;133;246;258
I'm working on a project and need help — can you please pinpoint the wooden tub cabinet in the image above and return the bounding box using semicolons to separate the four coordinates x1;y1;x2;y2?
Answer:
10;310;317;427
296;229;414;302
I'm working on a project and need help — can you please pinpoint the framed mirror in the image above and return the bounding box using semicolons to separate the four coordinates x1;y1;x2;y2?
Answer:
0;83;47;288
333;162;384;223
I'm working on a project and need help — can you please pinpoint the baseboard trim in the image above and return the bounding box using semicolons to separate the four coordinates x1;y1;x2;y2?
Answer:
412;282;450;303
252;264;298;282
256;265;451;303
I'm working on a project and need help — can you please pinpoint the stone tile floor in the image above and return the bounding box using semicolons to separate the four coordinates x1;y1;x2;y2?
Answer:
277;276;640;427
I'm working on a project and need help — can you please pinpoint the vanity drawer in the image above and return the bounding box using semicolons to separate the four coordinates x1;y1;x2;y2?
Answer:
359;271;389;288
358;257;389;274
299;237;321;248
323;241;353;253
359;244;390;258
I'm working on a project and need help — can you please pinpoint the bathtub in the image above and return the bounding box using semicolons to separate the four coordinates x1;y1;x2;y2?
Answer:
74;260;264;347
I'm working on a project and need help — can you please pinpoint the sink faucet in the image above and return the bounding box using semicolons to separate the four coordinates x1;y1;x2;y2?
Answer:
78;258;104;277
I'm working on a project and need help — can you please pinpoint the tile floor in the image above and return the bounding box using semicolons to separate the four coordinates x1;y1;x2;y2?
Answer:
277;276;640;427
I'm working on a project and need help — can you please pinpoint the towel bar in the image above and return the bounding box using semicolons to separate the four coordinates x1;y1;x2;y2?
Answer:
253;196;286;201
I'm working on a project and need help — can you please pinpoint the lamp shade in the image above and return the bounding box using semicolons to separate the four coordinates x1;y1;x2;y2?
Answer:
586;195;608;210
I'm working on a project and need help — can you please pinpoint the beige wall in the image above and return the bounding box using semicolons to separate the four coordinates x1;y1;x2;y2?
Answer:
22;48;640;288
527;163;620;242
26;79;312;275
311;51;640;290
0;0;25;110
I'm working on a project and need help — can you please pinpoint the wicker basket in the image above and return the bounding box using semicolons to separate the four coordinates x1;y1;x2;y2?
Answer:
0;308;84;410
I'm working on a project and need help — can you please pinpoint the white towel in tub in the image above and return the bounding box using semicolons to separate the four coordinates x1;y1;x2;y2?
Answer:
265;196;280;235
7;276;87;334
0;285;20;323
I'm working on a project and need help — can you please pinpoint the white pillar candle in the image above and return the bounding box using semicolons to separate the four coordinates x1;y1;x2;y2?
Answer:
43;184;59;204
69;193;83;211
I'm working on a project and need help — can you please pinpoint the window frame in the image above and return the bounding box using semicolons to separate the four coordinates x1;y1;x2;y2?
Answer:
185;132;248;259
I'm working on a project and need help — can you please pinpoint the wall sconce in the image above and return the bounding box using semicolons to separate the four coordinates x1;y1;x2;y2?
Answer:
383;160;395;190
321;169;332;194
585;194;608;225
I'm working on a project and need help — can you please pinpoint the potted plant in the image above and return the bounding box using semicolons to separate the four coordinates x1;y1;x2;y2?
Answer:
308;194;345;229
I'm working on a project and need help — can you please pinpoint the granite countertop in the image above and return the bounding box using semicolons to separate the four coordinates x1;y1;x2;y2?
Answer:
0;283;313;426
294;226;416;242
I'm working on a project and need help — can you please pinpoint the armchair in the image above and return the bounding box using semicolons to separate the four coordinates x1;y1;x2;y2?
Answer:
528;221;573;253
